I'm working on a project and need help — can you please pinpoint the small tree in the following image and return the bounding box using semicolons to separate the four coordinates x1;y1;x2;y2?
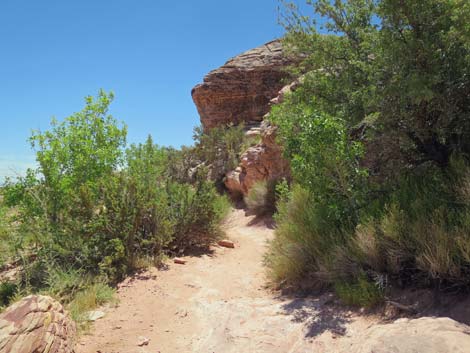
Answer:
30;90;127;222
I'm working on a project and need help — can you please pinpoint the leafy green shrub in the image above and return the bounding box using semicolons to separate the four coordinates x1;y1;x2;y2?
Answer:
266;0;470;305
267;157;470;302
1;91;231;309
44;266;89;302
352;159;470;288
270;103;367;227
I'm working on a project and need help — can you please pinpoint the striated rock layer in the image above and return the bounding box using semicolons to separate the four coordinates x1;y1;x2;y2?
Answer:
0;295;76;353
224;78;303;196
191;39;295;130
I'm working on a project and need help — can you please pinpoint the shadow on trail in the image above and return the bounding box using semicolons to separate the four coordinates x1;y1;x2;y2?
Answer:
280;295;353;338
246;214;276;229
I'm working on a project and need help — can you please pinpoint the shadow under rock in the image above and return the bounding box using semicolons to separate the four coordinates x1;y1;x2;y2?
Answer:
280;294;353;338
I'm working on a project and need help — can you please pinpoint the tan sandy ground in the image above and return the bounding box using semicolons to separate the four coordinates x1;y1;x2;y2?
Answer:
76;209;378;353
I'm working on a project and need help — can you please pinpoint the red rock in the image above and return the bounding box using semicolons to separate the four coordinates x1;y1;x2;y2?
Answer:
174;258;187;265
191;39;296;130
225;121;290;196
0;295;76;353
218;240;235;248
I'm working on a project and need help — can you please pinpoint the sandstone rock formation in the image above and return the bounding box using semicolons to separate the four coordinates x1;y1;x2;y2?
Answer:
0;295;76;353
225;121;290;196
192;39;295;130
345;317;470;353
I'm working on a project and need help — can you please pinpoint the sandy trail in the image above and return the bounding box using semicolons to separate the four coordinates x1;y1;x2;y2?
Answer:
76;209;376;353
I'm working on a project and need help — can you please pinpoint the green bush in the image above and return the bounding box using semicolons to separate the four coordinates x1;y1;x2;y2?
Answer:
335;275;384;308
352;159;470;287
168;177;230;252
0;281;17;308
265;0;470;305
193;124;250;184
265;185;347;290
267;158;470;303
1;91;231;311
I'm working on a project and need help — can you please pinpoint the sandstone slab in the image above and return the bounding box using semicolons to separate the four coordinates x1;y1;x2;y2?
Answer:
0;295;76;353
346;317;470;353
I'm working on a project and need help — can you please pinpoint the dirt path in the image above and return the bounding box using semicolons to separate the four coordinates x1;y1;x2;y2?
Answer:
76;209;376;353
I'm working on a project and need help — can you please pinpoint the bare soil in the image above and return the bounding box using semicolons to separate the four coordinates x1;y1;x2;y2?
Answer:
76;209;378;353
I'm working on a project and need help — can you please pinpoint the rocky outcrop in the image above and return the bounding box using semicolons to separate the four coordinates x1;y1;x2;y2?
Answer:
0;295;76;353
191;40;295;130
344;317;470;353
225;121;290;196
223;77;304;196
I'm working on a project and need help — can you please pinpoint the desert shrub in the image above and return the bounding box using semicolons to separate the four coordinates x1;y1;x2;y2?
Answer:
1;91;230;312
352;159;470;288
168;176;230;252
266;0;470;305
266;185;349;289
0;281;17;308
270;103;367;227
268;157;470;302
0;203;12;267
42;266;99;304
165;146;198;184
335;275;384;307
244;180;279;216
193;124;249;184
68;282;116;330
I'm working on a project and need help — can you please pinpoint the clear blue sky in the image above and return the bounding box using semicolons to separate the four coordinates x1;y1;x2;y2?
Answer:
0;0;310;180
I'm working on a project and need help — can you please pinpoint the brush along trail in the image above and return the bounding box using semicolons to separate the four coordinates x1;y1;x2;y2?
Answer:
76;209;375;353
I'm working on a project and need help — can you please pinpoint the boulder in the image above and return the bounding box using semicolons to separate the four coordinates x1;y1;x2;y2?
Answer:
347;317;470;353
225;121;290;196
174;258;188;265
217;240;235;248
0;295;76;353
191;39;295;129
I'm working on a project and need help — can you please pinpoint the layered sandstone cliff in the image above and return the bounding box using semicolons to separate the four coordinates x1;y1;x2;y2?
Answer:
191;39;294;130
192;40;298;196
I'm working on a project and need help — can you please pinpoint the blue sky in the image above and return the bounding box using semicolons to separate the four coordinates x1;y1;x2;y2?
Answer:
0;0;311;180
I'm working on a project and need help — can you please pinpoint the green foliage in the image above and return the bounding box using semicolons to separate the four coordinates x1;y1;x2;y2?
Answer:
68;282;116;331
167;176;230;252
266;0;470;304
281;0;470;170
352;159;470;287
29;90;127;223
193;124;249;184
335;275;384;307
266;185;346;289
270;102;367;225
0;281;17;308
0;91;230;314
